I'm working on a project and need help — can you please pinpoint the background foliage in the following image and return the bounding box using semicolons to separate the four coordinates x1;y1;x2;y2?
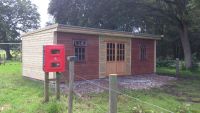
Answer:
48;0;200;65
0;0;40;59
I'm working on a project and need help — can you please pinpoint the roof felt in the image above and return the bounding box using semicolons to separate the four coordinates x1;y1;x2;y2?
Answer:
21;24;161;40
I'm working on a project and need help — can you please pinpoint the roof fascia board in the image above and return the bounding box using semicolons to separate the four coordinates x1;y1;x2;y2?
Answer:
21;24;161;40
57;24;161;40
21;24;59;37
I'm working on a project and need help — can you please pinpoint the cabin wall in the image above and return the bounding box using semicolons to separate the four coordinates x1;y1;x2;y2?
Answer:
131;38;155;75
57;32;99;81
22;29;56;80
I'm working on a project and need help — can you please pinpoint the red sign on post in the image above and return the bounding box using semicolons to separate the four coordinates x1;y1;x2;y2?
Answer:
43;45;65;72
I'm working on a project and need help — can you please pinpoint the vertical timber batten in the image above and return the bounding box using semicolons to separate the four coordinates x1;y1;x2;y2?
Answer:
154;40;157;73
129;38;132;75
53;31;58;80
98;35;102;78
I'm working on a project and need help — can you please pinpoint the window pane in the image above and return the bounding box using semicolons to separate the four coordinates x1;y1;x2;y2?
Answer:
82;48;85;53
75;48;78;54
140;44;146;61
75;47;85;62
113;44;115;61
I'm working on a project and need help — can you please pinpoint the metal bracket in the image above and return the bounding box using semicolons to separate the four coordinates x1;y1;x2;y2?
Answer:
67;56;77;62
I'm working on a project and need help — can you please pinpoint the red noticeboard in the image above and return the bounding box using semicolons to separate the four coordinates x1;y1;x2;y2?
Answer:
43;45;65;72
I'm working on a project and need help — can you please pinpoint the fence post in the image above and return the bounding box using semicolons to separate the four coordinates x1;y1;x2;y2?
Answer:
56;72;61;100
67;56;76;113
3;54;5;65
109;74;118;113
44;72;49;102
176;58;180;77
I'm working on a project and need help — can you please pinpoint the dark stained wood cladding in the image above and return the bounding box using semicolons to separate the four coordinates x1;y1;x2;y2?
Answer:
57;31;156;81
131;39;155;75
57;32;99;81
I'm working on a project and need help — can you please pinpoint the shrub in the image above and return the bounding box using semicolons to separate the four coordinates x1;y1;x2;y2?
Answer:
46;101;63;113
190;53;199;71
157;58;175;68
181;62;186;70
132;105;155;113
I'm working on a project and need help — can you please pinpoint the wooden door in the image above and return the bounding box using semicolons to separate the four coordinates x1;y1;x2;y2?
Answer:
106;42;126;75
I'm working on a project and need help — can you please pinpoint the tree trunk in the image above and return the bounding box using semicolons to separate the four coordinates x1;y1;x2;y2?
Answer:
4;45;12;60
179;23;192;69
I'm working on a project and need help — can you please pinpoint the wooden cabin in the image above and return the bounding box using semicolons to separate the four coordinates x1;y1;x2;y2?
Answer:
22;24;160;81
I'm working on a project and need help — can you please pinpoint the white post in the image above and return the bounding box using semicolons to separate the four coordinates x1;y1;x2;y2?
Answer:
109;74;118;113
154;40;157;73
67;56;76;113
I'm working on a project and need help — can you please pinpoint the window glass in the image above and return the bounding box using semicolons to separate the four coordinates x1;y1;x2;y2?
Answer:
140;43;147;61
75;47;85;62
107;43;125;61
117;43;125;61
107;43;115;61
74;40;86;62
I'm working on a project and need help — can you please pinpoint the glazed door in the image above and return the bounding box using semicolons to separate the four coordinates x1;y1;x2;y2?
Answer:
106;42;126;75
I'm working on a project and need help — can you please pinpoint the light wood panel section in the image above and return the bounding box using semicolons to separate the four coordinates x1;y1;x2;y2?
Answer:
99;36;131;77
22;29;57;80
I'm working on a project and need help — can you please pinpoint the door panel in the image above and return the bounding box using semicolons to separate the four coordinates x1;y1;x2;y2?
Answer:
106;62;117;75
116;62;126;74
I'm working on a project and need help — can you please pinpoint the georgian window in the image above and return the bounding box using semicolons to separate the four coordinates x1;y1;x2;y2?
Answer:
140;43;147;61
106;43;125;61
107;43;115;61
117;43;125;61
74;40;87;62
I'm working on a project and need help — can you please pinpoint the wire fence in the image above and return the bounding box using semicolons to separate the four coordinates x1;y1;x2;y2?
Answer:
0;43;22;62
75;75;174;113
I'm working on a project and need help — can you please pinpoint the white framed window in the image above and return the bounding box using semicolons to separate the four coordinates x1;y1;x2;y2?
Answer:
74;40;87;62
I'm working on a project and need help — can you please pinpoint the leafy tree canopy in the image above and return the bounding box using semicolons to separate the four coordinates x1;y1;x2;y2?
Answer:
48;0;200;68
0;0;40;59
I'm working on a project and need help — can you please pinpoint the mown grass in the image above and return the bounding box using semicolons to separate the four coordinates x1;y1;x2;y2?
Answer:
0;62;200;113
157;66;200;78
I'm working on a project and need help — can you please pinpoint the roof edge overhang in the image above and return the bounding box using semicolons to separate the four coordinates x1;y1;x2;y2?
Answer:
21;24;161;40
21;24;59;37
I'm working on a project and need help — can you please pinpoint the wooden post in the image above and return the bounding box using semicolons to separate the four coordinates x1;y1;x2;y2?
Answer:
109;74;118;113
176;58;180;77
56;72;61;100
44;72;49;102
67;56;76;113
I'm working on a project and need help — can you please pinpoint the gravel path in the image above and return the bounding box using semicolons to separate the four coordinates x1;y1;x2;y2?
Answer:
59;74;176;96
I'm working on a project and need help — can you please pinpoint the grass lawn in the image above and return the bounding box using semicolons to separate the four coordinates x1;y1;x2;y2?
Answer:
0;62;200;113
157;66;200;78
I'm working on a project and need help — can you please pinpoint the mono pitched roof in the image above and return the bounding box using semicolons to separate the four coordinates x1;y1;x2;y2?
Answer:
21;24;161;40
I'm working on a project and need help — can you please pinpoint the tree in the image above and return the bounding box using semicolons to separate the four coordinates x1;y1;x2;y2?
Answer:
0;0;40;60
48;0;200;68
48;0;144;30
143;0;200;68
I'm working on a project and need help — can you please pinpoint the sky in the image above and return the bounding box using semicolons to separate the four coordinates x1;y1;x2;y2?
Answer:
30;0;52;27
